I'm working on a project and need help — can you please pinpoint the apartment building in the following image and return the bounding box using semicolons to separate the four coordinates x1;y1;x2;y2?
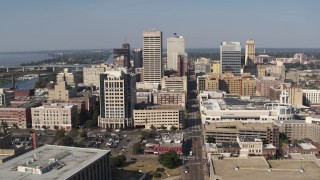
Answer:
31;104;77;130
56;68;78;88
0;107;31;129
161;76;187;92
153;90;186;107
83;64;106;88
133;105;184;130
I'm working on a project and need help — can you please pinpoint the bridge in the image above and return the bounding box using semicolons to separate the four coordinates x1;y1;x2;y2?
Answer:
0;64;85;72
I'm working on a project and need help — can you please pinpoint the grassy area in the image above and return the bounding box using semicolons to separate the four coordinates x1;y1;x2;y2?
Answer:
121;161;182;179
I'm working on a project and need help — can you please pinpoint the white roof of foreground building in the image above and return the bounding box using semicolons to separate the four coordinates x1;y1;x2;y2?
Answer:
0;145;111;180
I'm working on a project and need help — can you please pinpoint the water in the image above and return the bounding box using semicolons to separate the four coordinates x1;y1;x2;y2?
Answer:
0;79;38;89
0;53;52;66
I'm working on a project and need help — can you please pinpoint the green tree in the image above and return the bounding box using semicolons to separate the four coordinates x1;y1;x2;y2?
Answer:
150;124;156;131
55;129;65;140
80;130;88;138
132;143;141;154
158;151;181;169
152;171;161;178
59;136;74;146
206;136;216;143
110;155;127;167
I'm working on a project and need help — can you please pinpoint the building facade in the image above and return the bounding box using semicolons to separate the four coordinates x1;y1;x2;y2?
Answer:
83;64;106;88
99;69;136;129
167;33;185;70
153;90;186;107
133;49;143;68
303;89;320;106
177;53;188;77
31;104;77;130
0;89;14;107
113;43;130;68
56;68;77;88
143;29;163;83
161;76;187;92
245;39;255;65
0;107;31;128
220;42;241;75
133;106;184;130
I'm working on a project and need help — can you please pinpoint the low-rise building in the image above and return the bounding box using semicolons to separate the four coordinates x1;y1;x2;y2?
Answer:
153;90;186;107
133;105;185;130
204;122;279;147
31;104;77;130
237;136;263;156
161;76;187;92
0;145;112;180
144;133;184;155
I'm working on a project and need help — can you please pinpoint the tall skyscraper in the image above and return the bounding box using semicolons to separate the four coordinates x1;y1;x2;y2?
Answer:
143;29;163;84
133;49;143;68
167;33;185;70
99;68;136;129
220;42;241;75
245;39;255;65
113;43;130;68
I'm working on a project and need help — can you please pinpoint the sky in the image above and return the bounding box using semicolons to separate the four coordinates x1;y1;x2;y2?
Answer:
0;0;320;52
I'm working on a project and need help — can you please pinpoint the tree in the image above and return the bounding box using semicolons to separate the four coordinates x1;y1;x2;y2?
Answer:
59;136;74;146
170;126;176;132
41;125;47;130
132;143;141;154
158;151;181;169
72;114;80;129
160;125;166;130
110;155;127;167
206;136;216;143
68;129;78;138
150;125;156;131
80;130;88;138
152;171;162;178
55;129;65;139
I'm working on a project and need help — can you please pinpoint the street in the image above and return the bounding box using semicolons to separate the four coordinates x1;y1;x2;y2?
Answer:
182;71;204;180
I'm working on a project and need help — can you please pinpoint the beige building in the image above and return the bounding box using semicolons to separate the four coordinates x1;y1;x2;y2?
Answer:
303;89;320;106
205;73;219;91
204;122;279;146
153;90;186;107
237;136;263;156
245;39;255;65
161;76;187;92
288;87;303;107
241;74;256;96
48;81;76;101
56;68;77;88
98;69;136;129
257;63;285;78
256;76;279;96
211;61;221;74
133;105;184;130
83;64;106;88
143;29;163;84
31;104;77;131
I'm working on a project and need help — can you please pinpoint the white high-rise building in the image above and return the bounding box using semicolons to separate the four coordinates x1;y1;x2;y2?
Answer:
220;42;241;75
98;68;136;129
245;39;255;65
143;29;163;84
167;33;185;70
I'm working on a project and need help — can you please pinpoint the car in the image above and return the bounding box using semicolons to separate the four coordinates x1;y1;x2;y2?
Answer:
184;167;189;173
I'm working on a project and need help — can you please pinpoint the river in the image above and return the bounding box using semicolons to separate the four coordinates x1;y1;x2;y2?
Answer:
0;78;38;89
0;53;52;66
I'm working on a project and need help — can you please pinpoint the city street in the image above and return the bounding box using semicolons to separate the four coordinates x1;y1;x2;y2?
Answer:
182;71;204;180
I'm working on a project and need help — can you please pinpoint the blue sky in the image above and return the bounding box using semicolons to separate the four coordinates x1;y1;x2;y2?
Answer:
0;0;319;52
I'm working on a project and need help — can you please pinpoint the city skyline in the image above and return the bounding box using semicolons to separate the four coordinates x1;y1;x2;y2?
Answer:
0;0;320;52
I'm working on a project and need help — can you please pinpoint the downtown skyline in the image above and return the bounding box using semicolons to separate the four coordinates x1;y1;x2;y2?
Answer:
0;0;320;52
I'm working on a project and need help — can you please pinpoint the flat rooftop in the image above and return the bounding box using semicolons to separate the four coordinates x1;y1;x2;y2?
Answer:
134;105;184;110
205;122;275;132
211;156;320;180
0;145;110;180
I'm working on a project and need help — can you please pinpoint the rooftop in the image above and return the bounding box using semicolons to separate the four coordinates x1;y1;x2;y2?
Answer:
0;145;110;180
205;122;275;132
134;105;184;111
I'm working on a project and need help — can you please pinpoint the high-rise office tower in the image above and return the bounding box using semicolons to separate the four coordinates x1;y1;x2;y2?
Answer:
245;39;255;65
143;29;163;84
133;49;143;68
99;68;136;129
220;42;241;75
167;33;185;70
113;43;130;68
